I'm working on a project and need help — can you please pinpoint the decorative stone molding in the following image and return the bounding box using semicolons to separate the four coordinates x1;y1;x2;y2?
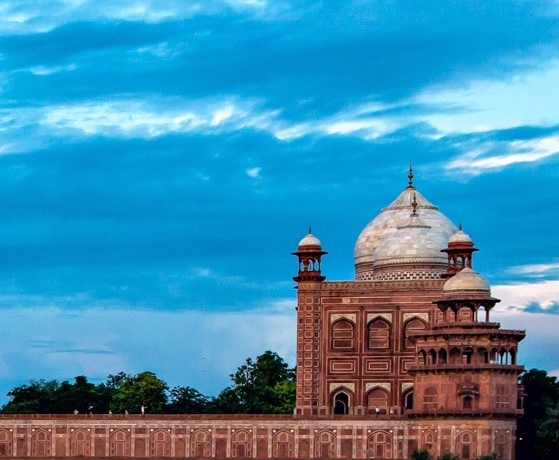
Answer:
365;382;391;393
330;313;356;324
329;382;355;393
401;382;414;392
403;312;429;323
367;313;392;324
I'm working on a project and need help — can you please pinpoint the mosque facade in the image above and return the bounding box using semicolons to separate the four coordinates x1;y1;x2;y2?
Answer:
0;171;525;459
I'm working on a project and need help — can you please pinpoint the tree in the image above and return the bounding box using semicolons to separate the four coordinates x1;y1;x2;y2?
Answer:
517;368;559;460
167;386;209;414
438;454;459;460
2;380;53;414
208;387;243;414
226;350;295;414
476;454;498;460
535;408;559;460
269;379;296;414
110;371;168;414
54;376;97;414
411;448;433;460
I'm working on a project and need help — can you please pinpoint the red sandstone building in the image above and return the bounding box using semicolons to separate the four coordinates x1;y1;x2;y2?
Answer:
0;171;525;459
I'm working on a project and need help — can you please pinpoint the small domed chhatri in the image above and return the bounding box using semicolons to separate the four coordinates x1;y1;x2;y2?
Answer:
298;228;322;250
449;229;473;244
442;267;491;296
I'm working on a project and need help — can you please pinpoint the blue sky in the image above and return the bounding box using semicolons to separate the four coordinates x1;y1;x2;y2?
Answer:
0;0;558;403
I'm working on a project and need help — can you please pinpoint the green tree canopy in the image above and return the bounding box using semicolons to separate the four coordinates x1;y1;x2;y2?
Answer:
211;350;295;414
110;371;168;414
167;386;209;414
517;368;559;460
1;350;295;415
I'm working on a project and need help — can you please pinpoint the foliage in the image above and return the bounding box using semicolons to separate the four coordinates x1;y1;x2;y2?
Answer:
438;454;459;460
517;368;559;460
110;371;168;414
476;454;498;460
0;350;295;415
167;386;209;414
411;447;433;460
535;407;559;460
221;351;295;414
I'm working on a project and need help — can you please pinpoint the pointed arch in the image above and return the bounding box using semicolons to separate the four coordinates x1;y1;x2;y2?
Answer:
110;429;131;457
449;347;461;364
191;430;212;458
31;430;51;457
231;430;253;458
150;429;171;457
428;348;437;365
367;387;389;414
403;318;426;349
403;387;414;411
367;430;393;459
313;430;336;459
456;431;476;460
368;317;391;349
272;431;295;458
495;430;508;459
332;390;351;415
70;429;91;457
331;319;355;350
422;430;437;452
0;429;13;456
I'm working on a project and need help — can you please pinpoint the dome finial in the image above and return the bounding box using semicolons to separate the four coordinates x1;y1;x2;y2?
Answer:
459;221;462;231
411;193;418;215
407;165;414;188
308;225;312;235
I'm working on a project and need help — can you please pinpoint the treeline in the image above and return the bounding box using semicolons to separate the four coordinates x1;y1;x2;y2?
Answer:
0;350;295;415
2;356;559;460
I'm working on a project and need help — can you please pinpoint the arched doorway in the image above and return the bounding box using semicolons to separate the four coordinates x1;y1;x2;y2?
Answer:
333;391;350;415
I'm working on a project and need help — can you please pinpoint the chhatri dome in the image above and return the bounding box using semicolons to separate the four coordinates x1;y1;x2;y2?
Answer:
354;167;458;280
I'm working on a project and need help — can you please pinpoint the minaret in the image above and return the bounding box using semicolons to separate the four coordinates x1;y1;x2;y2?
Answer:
441;225;478;277
293;227;327;283
293;229;327;415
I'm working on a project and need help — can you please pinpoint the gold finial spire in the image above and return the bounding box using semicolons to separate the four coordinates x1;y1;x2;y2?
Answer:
411;192;418;215
308;225;312;235
407;164;414;188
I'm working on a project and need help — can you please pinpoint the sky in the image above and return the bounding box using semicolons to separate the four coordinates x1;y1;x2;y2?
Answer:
0;0;558;404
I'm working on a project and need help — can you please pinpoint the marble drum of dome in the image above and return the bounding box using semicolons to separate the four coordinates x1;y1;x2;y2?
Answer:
354;183;457;281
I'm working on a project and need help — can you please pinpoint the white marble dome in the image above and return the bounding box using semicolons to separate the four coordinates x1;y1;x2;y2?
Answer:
373;216;450;268
354;184;457;280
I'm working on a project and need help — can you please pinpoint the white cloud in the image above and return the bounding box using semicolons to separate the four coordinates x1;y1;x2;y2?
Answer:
492;279;559;312
0;0;275;36
506;262;559;278
416;61;559;135
29;64;77;76
245;167;261;178
445;135;559;174
37;96;280;139
491;310;559;373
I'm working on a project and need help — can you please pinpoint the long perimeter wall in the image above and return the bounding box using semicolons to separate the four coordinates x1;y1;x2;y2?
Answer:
0;415;516;459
